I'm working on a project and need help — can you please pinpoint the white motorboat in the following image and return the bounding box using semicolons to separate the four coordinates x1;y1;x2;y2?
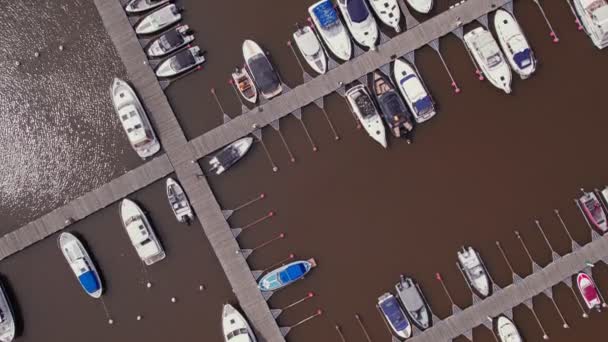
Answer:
0;282;15;342
463;27;512;94
111;78;161;159
493;9;536;79
368;0;401;32
457;246;491;298
243;40;282;100
293;25;328;75
58;232;103;299
573;0;608;49
407;0;434;14
308;0;353;61
209;137;254;175
146;24;194;58
166;178;194;224
231;67;258;104
134;4;181;35
345;84;387;148
120;199;166;266
496;315;522;342
337;0;379;50
155;46;205;78
222;304;257;342
125;0;170;14
393;58;436;124
377;293;412;339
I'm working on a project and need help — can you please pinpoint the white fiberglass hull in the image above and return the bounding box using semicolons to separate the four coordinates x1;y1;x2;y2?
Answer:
407;0;434;14
120;199;165;265
231;68;258;104
494;9;536;79
210;137;254;175
369;0;401;32
125;0;170;14
464;27;512;94
146;25;194;58
574;0;608;49
222;304;257;342
496;316;522;342
58;232;103;299
155;46;205;78
293;26;328;75
308;0;353;61
393;59;436;123
166;178;194;223
0;283;15;342
135;4;181;35
345;85;387;148
457;246;490;297
243;40;283;99
337;0;379;50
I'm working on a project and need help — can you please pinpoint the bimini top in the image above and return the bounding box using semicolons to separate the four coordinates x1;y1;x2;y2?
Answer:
313;0;339;28
160;30;184;50
279;263;307;283
347;0;370;23
174;51;196;69
513;48;533;69
413;96;433;114
249;55;280;95
78;272;101;294
380;296;409;331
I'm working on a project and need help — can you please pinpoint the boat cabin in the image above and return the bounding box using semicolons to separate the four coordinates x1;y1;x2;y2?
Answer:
118;105;152;148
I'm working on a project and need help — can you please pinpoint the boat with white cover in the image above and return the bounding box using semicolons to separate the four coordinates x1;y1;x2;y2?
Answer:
577;272;602;310
578;190;607;232
0;282;15;342
337;0;379;50
496;315;522;342
573;0;608;49
243;40;282;100
58;232;103;298
166;178;194;224
463;27;512;94
457;246;490;298
293;25;327;75
407;0;434;14
222;304;257;342
378;292;412;339
134;4;181;35
146;24;194;58
393;59;436;124
209;137;254;175
395;275;431;330
368;0;401;32
120;199;166;266
308;0;353;61
125;0;170;14
155;46;205;78
345;84;387;148
493;9;536;79
232;67;258;104
111;78;160;159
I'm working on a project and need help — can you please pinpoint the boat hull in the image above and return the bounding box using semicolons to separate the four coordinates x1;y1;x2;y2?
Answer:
577;272;602;310
155;46;205;78
222;304;257;342
308;0;353;61
293;26;328;75
231;68;258;104
395;276;431;330
368;0;401;32
125;0;170;14
464;27;512;94
393;59;436;123
337;0;379;50
0;283;15;342
496;315;522;342
573;0;608;49
58;233;103;299
166;178;194;223
378;293;412;339
493;9;536;79
258;259;316;292
578;191;608;232
209;137;254;175
243;40;283;100
120;199;166;266
135;4;181;35
457;246;491;298
345;84;387;148
407;0;434;14
146;25;194;58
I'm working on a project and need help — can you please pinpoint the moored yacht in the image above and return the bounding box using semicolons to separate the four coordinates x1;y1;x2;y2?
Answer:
395;275;431;330
134;4;181;35
496;315;522;342
345;84;387;148
120;199;166;266
222;304;257;342
337;0;379;50
308;0;353;61
457;246;491;298
243;40;282;100
493;9;536;79
125;0;170;14
146;24;194;58
577;272;602;310
111;78;160;159
232;67;258;104
166;178;194;224
393;59;436;123
573;0;608;49
377;293;412;339
368;0;401;32
209;137;254;175
578;190;607;232
0;282;15;342
407;0;434;14
371;71;414;142
58;232;103;298
463;27;512;94
258;259;316;292
155;46;205;78
293;25;328;75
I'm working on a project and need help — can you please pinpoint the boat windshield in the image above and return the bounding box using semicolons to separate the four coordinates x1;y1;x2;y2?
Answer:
159;29;183;50
313;0;339;29
353;91;377;119
380;297;409;331
378;93;410;125
486;52;503;68
171;51;196;70
347;0;370;23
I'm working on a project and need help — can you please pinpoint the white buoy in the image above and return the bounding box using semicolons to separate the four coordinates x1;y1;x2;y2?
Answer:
14;61;20;66
108;319;114;325
171;297;177;303
199;285;205;291
34;52;40;58
136;315;142;321
146;282;152;288
59;45;64;51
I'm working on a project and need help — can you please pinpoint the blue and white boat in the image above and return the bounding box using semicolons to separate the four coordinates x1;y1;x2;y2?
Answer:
308;0;352;61
493;9;536;79
337;0;379;50
258;259;316;292
58;232;103;299
393;58;436;123
378;292;412;339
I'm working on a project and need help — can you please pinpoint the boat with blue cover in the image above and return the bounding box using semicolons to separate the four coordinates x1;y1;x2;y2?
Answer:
493;9;536;79
393;58;436;124
58;232;103;299
258;259;316;292
378;292;412;339
337;0;379;50
308;0;352;61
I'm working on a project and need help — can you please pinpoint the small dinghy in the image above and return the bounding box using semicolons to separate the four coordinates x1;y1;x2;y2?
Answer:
368;0;401;32
457;246;491;298
377;292;412;339
0;282;15;342
337;0;379;50
577;272;602;311
209;137;253;175
393;59;436;124
155;46;205;78
395;275;431;330
258;259;316;292
293;25;327;75
493;9;536;79
496;315;522;342
146;24;194;58
243;40;282;100
120;199;166;266
111;78;161;159
371;71;414;142
308;0;353;61
134;4;181;35
464;27;512;94
222;304;257;342
407;0;434;14
166;178;194;224
231;67;258;104
125;0;170;14
345;84;387;148
578;190;607;232
573;0;608;49
58;232;103;298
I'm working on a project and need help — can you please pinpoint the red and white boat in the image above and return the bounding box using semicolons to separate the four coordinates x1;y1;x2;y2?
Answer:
577;272;602;311
578;190;608;232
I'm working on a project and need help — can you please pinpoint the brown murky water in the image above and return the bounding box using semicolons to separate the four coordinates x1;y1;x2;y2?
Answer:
1;0;608;341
